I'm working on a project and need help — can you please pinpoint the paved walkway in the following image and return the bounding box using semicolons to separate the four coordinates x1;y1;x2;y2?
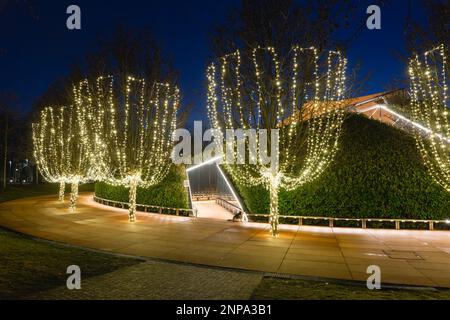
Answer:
30;261;262;300
194;200;234;220
1;193;450;288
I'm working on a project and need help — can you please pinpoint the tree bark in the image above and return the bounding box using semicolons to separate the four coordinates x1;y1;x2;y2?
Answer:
128;178;138;222
269;180;279;237
69;180;79;211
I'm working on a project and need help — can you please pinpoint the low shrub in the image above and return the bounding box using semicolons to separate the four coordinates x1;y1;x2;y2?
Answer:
233;114;450;220
95;165;189;209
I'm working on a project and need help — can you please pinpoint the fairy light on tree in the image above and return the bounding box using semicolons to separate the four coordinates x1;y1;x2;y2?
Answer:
88;76;180;222
207;46;347;236
32;100;91;210
409;44;450;191
32;107;67;202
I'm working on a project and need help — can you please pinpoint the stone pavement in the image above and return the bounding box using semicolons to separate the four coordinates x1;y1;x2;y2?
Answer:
30;261;262;300
1;193;450;288
193;200;234;220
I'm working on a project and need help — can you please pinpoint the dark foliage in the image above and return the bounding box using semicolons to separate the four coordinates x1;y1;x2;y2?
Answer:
95;165;189;209
234;114;450;219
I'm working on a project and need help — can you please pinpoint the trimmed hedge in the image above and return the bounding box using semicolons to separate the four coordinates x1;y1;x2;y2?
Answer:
95;165;189;209
233;114;450;220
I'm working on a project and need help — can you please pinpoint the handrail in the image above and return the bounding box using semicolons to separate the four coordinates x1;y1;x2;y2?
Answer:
216;198;242;214
93;195;198;218
246;213;450;231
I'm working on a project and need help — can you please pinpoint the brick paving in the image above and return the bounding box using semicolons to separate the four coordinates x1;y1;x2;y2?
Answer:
1;193;450;288
30;261;262;300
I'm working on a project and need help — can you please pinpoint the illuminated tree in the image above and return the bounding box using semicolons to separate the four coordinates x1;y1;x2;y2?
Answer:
32;108;66;201
87;76;180;222
207;46;347;236
32;101;91;210
409;44;450;191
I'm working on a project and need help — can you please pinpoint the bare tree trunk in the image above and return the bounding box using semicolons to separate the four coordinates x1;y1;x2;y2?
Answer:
128;177;138;222
269;179;279;237
3;117;8;189
69;180;79;211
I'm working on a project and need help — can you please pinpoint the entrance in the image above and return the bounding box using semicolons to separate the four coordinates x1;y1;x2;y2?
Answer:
186;157;246;220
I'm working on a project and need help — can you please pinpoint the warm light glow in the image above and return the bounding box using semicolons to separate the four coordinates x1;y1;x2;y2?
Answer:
409;44;450;191
206;46;347;236
186;156;222;172
32;76;180;217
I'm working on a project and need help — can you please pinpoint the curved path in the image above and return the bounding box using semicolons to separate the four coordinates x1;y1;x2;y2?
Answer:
1;193;450;288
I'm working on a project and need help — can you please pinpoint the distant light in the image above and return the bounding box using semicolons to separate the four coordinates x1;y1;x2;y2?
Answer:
216;164;248;222
446;219;450;224
357;104;450;143
186;156;222;172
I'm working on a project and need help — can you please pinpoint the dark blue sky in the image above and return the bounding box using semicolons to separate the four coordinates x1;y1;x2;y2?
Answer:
0;0;428;121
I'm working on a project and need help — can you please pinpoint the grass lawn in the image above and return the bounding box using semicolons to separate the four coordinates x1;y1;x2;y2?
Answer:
251;277;450;300
0;183;94;203
0;228;142;299
0;183;141;299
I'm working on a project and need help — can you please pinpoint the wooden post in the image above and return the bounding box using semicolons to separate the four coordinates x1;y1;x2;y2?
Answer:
176;209;179;216
429;221;434;231
362;219;367;229
395;220;400;230
298;217;303;226
329;219;334;228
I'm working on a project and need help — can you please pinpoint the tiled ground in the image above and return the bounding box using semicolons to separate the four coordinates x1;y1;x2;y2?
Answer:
29;261;262;300
1;193;450;288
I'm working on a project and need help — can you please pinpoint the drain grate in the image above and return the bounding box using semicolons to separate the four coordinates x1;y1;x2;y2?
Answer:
383;250;424;260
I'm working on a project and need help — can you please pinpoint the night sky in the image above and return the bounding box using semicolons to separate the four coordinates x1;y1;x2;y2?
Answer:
0;0;428;122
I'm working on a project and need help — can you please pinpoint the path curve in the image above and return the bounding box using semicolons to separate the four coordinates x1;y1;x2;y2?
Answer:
1;193;450;288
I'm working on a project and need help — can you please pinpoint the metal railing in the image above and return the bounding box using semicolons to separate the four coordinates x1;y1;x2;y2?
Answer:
246;213;450;231
93;195;448;231
216;198;242;215
93;195;198;218
191;193;219;201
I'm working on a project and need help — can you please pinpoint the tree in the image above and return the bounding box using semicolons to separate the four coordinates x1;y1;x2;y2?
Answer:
208;0;349;236
409;44;450;191
32;96;91;210
85;76;180;222
0;92;18;189
207;46;347;236
406;0;449;54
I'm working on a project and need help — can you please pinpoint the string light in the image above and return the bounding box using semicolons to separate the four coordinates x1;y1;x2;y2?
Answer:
32;76;179;216
206;46;347;236
409;44;450;191
83;76;180;222
32;101;90;210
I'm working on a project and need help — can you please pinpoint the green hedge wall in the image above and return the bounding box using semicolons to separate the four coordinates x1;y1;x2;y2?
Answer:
233;114;450;220
95;165;189;209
